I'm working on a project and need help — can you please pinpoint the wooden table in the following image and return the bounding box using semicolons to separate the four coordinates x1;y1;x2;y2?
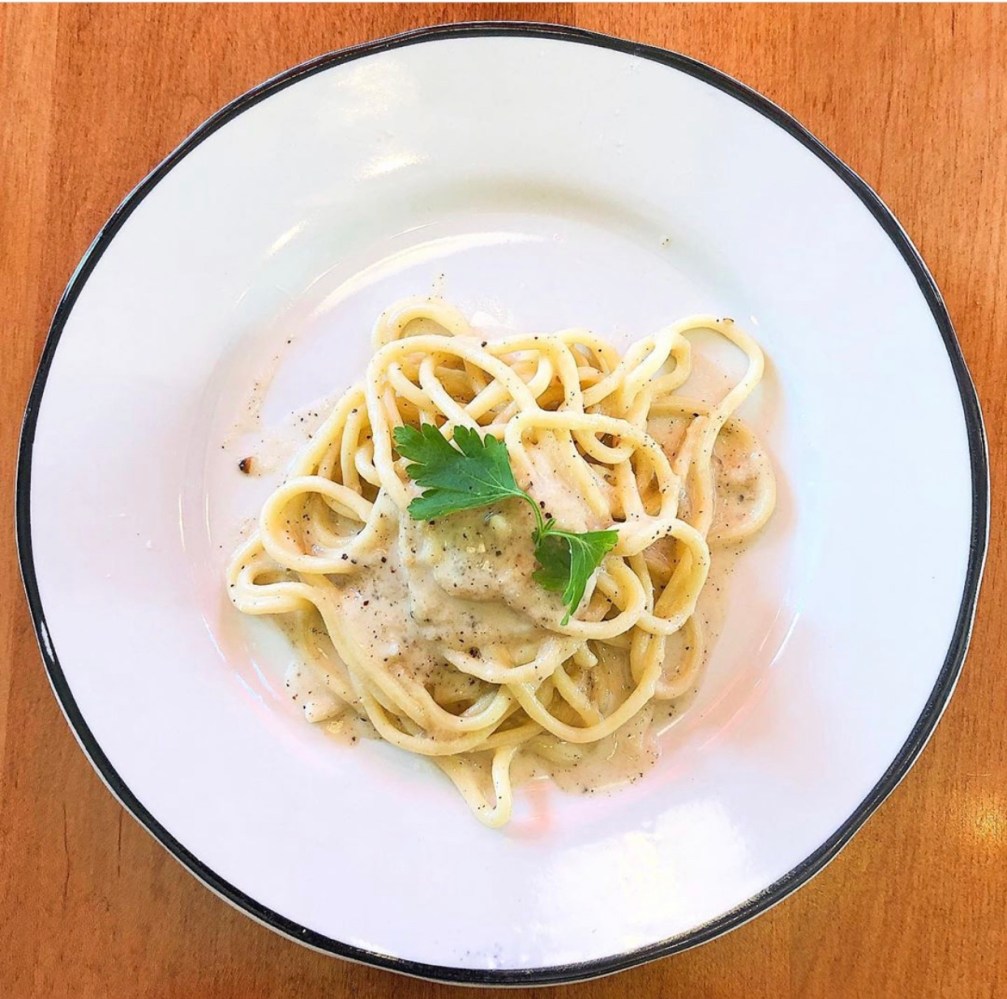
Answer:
1;4;1003;996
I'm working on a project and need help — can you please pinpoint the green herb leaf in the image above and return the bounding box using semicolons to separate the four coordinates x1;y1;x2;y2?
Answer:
394;423;619;625
393;424;526;520
533;528;619;625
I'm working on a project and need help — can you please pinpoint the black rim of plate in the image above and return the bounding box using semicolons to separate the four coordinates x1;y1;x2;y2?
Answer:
16;21;989;986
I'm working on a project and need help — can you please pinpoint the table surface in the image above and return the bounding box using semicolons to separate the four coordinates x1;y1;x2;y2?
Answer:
1;4;1004;997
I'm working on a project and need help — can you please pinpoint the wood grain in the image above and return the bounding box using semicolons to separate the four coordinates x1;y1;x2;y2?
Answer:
1;4;1003;997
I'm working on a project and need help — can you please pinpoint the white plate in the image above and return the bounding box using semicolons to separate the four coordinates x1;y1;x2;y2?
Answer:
18;23;987;984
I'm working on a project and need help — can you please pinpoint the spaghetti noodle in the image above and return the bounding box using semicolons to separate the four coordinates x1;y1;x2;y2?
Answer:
227;299;775;826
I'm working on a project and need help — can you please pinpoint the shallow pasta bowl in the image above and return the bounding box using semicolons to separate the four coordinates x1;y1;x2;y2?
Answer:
17;22;988;985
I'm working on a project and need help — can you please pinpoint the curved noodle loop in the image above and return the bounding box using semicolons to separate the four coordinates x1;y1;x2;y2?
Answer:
227;299;776;826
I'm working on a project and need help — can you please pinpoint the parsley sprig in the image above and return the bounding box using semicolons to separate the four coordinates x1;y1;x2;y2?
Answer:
393;424;618;624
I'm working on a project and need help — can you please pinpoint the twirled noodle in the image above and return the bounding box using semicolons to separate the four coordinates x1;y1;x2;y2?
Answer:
227;298;776;827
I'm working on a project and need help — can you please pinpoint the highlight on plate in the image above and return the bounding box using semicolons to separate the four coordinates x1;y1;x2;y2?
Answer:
226;298;776;827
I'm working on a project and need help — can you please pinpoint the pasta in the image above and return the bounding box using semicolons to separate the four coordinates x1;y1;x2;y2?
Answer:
227;298;775;826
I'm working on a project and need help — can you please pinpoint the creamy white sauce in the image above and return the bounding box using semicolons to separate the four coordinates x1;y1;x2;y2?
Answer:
256;354;767;802
310;497;564;701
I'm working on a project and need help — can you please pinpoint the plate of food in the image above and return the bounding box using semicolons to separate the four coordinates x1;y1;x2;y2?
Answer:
17;22;987;985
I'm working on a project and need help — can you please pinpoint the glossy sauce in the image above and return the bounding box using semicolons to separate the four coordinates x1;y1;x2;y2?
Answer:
274;413;763;800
